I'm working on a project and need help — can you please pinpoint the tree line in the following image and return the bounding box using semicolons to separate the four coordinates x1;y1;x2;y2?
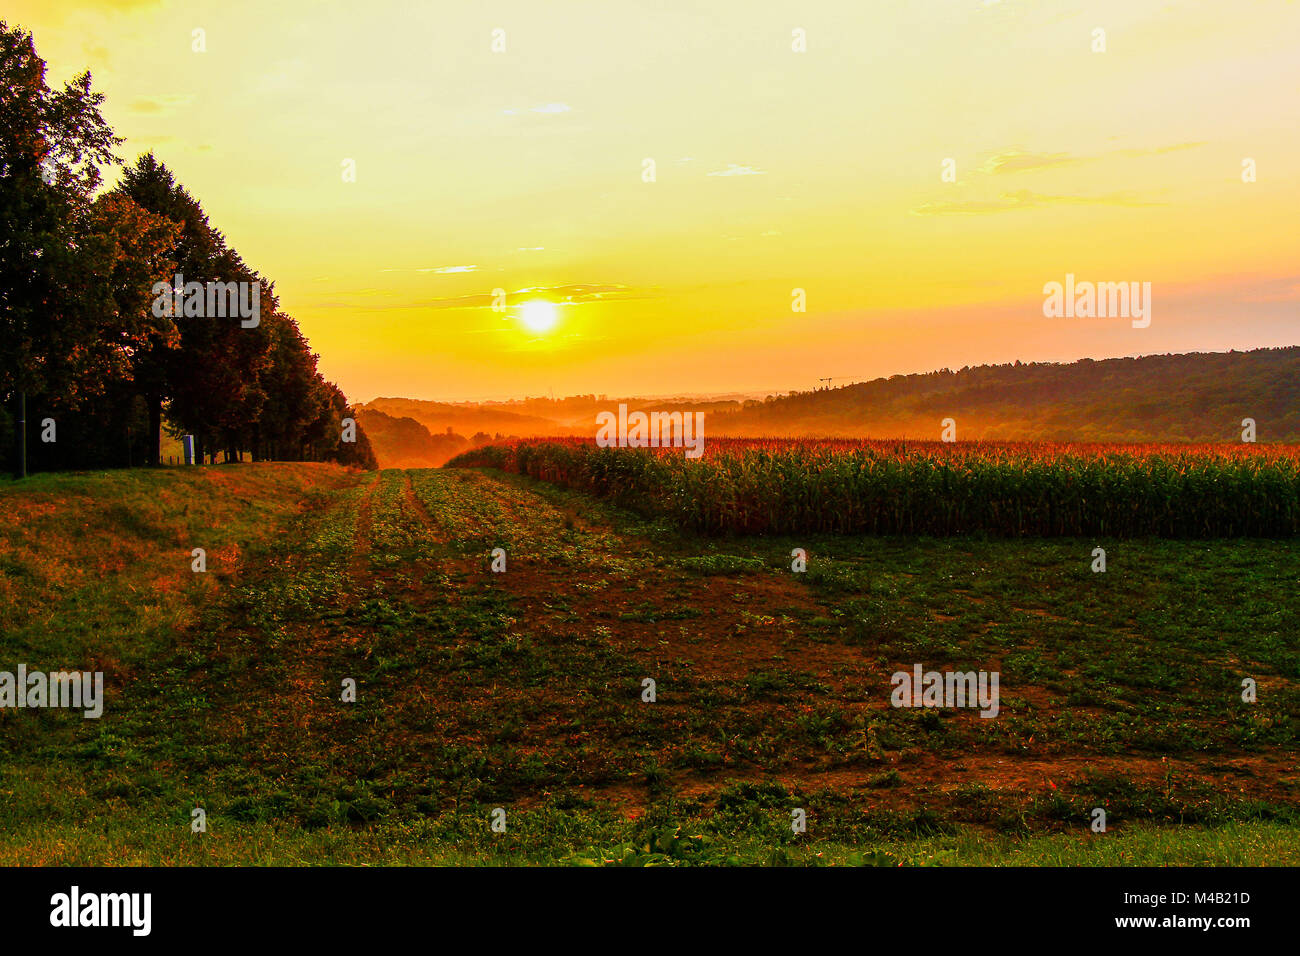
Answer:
709;348;1300;443
0;22;377;476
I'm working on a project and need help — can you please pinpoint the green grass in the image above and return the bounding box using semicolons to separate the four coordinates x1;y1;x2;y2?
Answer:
0;786;1291;866
0;463;1295;865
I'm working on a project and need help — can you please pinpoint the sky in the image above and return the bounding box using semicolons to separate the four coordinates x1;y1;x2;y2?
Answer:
13;0;1300;402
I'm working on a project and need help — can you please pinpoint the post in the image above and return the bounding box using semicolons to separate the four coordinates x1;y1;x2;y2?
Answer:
16;391;27;479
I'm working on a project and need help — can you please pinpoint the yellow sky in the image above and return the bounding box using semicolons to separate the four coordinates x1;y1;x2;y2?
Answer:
14;0;1300;401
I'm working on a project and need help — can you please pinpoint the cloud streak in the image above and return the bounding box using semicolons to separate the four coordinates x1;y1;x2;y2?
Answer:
979;142;1206;175
707;164;766;177
317;283;652;312
911;189;1164;216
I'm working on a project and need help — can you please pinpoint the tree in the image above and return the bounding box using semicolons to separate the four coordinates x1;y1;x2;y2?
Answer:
252;309;320;461
20;191;180;471
3;24;376;475
114;152;230;464
0;21;121;476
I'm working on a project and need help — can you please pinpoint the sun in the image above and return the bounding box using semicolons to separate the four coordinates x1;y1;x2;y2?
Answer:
520;300;558;333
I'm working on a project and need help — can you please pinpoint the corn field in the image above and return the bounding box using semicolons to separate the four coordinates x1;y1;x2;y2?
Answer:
447;438;1300;537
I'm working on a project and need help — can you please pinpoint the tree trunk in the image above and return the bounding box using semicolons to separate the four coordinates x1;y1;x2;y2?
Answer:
146;393;162;466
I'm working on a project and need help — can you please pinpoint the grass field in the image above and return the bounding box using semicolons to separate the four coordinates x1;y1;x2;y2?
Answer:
0;462;1295;865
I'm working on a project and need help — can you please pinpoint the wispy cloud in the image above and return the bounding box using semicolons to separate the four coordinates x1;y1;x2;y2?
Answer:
707;164;766;177
319;283;652;313
979;142;1206;175
980;149;1080;175
379;265;477;275
513;284;649;304
911;189;1163;215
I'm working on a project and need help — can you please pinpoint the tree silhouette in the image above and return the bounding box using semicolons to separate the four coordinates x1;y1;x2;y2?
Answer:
1;24;376;475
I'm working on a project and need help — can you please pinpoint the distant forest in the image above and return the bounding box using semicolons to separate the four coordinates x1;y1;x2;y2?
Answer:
0;22;376;475
711;348;1300;442
357;348;1300;466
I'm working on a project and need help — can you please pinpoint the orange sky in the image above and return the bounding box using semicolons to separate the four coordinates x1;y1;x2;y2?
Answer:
15;0;1300;401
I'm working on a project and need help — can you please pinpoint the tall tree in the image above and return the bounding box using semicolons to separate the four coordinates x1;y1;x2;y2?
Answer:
114;153;221;462
3;24;376;475
116;154;277;463
0;21;121;476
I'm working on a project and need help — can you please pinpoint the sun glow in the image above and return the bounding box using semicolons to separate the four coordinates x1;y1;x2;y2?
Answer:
520;300;558;333
17;0;1296;401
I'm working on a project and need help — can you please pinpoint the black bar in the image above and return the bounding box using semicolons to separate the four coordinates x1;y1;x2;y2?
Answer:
0;866;1283;943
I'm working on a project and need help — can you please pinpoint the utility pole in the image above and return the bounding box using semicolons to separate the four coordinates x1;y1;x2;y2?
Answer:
818;377;832;390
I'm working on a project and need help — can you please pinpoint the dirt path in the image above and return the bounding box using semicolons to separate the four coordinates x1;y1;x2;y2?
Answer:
348;469;381;585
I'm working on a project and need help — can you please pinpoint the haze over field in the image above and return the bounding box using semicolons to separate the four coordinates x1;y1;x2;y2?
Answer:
13;0;1300;404
357;348;1300;467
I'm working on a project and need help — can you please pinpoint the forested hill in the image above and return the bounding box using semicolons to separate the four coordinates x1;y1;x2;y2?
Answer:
709;348;1300;442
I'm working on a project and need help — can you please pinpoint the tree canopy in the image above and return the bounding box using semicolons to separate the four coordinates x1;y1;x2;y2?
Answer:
0;21;375;473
